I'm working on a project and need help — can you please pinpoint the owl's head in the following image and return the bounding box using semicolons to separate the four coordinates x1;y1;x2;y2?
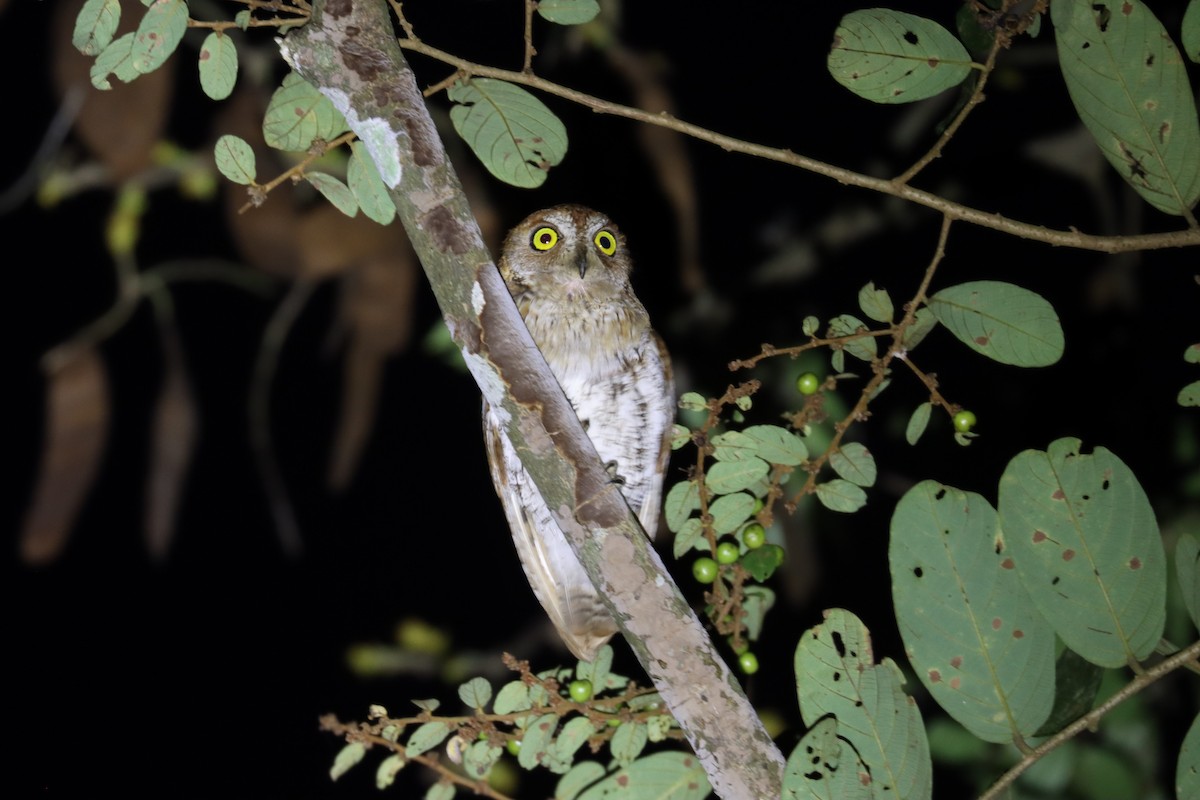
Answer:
498;204;634;303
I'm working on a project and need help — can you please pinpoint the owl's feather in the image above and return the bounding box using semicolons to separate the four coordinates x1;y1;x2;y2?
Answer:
483;205;674;661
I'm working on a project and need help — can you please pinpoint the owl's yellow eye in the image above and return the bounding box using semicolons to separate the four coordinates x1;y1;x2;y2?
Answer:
531;226;559;251
594;230;617;256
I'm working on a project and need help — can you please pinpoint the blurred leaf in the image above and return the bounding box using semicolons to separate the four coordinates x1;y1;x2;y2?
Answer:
462;740;502;780
1033;645;1104;736
706;457;769;494
709;492;756;534
1053;0;1200;215
829;9;972;103
609;722;648;767
711;430;757;462
664;480;700;533
406;721;451;757
449;78;568;188
928;281;1063;366
73;0;120;55
577;752;710;800
890;481;1055;742
830;442;875;487
263;71;348;152
795;609;932;800
348;141;396;224
144;330;198;560
131;0;187;75
458;677;492;709
22;350;110;563
672;518;704;558
198;31;238;100
782;716;870;800
901;307;938;350
1177;533;1200;629
557;761;606;800
89;31;138;89
330;741;365;781
827;314;876;361
537;0;600;25
858;282;894;323
1180;380;1200;407
814;479;867;512
493;681;531;715
906;402;932;445
1179;713;1200;799
999;438;1166;667
213;134;256;185
305;172;358;217
425;782;455;800
375;753;406;789
1186;1;1200;62
741;424;808;466
742;544;785;581
519;713;558;770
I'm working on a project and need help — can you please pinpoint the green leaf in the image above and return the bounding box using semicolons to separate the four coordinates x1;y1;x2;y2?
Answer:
677;391;707;411
1180;380;1200;407
711;430;757;462
1053;0;1200;215
741;424;808;466
213;135;256;186
406;721;451;757
198;31;238;100
493;680;532;715
890;481;1055;742
463;740;502;780
814;479;867;513
411;698;440;713
829;9;973;104
519;713;558;769
664;480;700;533
830;442;876;488
928;281;1063;366
827;314;877;361
537;0;600;25
1032;645;1104;737
375;753;406;789
425;783;455;800
234;9;251;30
672;517;705;558
902;307;939;350
609;721;648;767
556;760;606;800
782;717;870;800
1177;533;1200;630
669;423;691;450
73;0;120;56
90;33;138;90
262;72;349;152
646;714;674;743
906;402;932;445
305;172;358;217
858;281;894;323
998;438;1166;667
742;585;775;640
576;644;613;691
330;741;366;781
131;0;188;75
1186;1;1200;62
577;752;710;800
802;315;820;336
552;716;595;766
709;492;756;534
795;609;932;800
1178;713;1200;799
742;544;785;581
458;676;492;708
706;457;770;494
1186;343;1200;364
348;141;396;225
448;78;568;189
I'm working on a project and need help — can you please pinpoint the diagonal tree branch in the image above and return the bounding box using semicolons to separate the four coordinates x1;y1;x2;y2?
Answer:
279;1;784;795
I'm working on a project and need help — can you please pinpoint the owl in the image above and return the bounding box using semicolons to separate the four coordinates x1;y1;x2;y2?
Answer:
483;205;675;661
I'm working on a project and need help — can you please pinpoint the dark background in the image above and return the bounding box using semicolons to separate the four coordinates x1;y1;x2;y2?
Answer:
5;1;1198;797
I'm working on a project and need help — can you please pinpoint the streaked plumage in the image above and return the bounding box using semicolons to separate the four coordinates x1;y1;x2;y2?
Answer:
484;205;675;661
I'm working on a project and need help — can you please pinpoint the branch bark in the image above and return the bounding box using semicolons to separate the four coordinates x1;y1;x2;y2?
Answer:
279;1;784;795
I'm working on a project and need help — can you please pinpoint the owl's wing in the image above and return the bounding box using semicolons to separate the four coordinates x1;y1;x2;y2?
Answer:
633;331;676;540
482;400;617;661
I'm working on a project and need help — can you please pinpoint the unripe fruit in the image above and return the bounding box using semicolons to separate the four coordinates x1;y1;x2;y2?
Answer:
692;557;719;584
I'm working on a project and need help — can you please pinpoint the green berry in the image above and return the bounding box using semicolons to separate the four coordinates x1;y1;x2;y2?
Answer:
567;679;593;703
796;372;820;395
692;557;719;584
742;523;766;550
728;637;749;656
738;651;760;675
506;738;522;756
715;541;740;565
953;409;977;433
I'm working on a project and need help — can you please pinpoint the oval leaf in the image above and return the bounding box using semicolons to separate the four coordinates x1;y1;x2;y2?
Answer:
305;172;358;217
577;752;710;800
557;761;607;800
829;9;973;103
348;141;396;225
492;680;531;715
1178;713;1200;799
795;609;932;800
906;402;932;445
902;307;939;350
537;0;600;25
90;32;138;90
830;442;876;487
609;721;648;767
448;78;568;188
330;741;366;781
1053;0;1200;215
664;479;701;533
406;721;451;757
709;492;756;534
213;134;256;185
827;313;877;361
928;281;1063;366
814;479;867;513
1177;533;1200;630
890;481;1055;742
1179;379;1200;407
73;0;121;56
706;457;770;494
998;438;1166;667
859;281;894;323
458;676;492;709
375;753;406;789
198;31;238;100
131;0;188;75
742;424;808;466
263;72;349;152
671;517;705;558
783;717;870;800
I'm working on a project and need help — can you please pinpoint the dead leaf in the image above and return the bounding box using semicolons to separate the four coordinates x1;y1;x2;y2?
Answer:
52;0;174;182
144;328;198;561
21;349;110;564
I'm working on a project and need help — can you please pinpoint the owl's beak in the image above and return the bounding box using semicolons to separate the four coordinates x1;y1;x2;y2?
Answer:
574;245;589;279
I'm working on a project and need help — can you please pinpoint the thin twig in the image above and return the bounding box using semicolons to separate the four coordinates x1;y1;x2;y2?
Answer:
522;0;537;74
399;38;1200;254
